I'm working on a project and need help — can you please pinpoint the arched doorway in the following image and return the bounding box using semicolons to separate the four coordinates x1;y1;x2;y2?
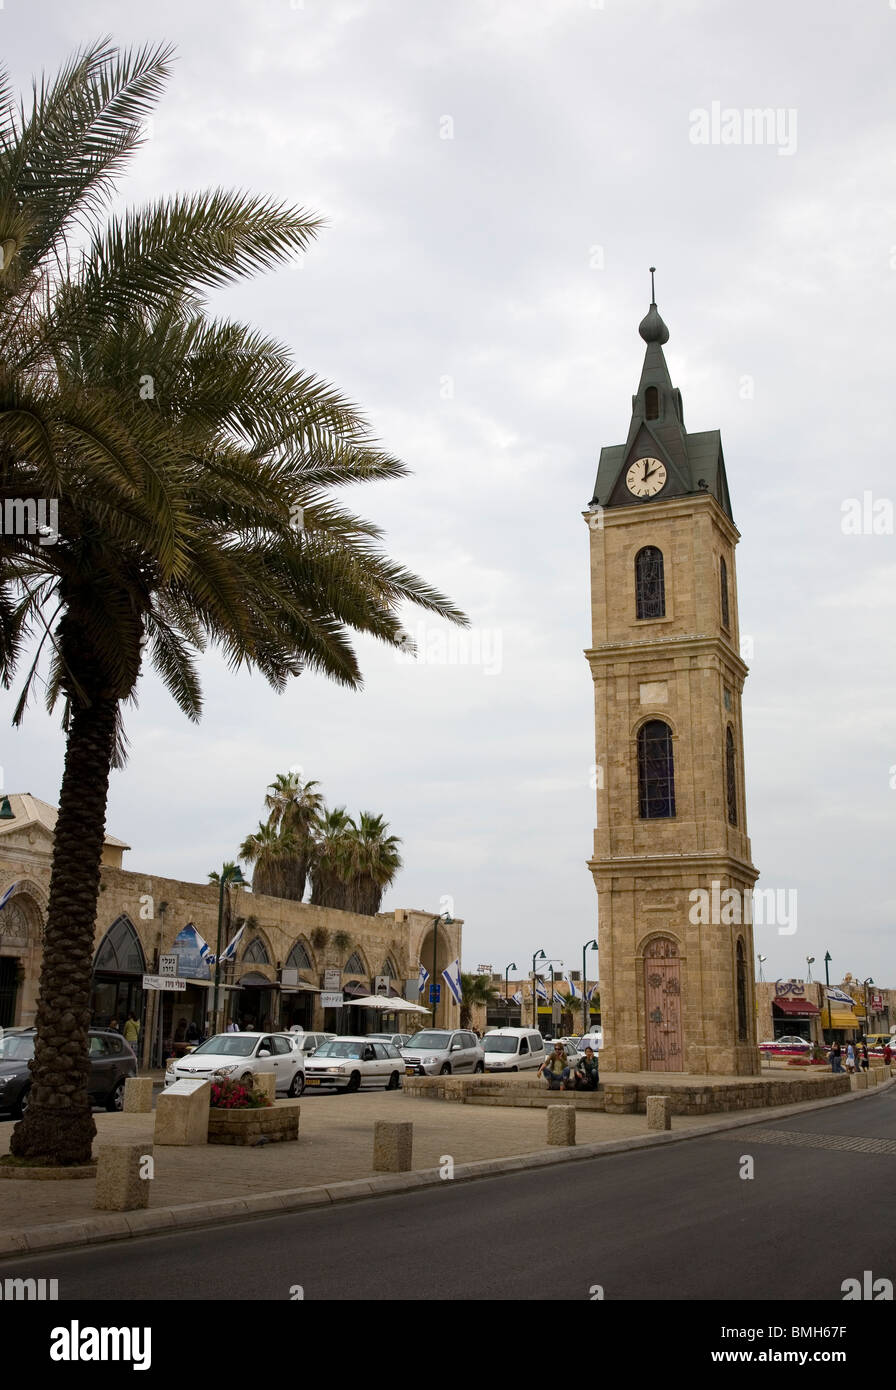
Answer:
91;915;146;1028
644;937;683;1071
417;925;452;1029
0;889;45;1027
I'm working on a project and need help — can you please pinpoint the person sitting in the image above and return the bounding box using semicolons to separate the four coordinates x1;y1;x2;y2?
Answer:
539;1041;571;1090
574;1045;600;1090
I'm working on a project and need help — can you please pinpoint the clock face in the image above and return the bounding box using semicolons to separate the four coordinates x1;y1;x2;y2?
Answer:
626;456;667;498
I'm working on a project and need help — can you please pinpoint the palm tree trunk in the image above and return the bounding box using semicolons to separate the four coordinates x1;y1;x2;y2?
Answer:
10;691;118;1163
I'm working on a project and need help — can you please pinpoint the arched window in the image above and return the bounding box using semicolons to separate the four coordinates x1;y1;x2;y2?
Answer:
381;957;397;979
94;916;145;974
645;386;659;420
635;547;666;620
726;727;738;827
242;937;269;965
286;941;311;971
736;940;748;1041
720;555;730;629
637;721;676;819
344;952;366;975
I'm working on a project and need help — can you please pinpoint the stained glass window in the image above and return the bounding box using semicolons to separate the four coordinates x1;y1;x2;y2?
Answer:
637;720;676;819
635;547;666;620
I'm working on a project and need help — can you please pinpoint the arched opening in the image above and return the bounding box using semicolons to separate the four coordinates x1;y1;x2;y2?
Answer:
720;555;730;629
638;720;676;819
644;937;683;1071
281;940;316;1031
635;546;666;619
417;925;452;1029
242;937;270;965
91;915;146;1029
726;726;738;827
736;940;748;1042
645;385;659;420
344;951;366;976
286;941;312;971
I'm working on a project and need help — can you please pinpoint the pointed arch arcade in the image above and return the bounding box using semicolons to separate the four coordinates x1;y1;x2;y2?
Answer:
91;915;146;1029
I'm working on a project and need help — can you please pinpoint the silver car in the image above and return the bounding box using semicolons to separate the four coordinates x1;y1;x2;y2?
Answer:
400;1029;485;1077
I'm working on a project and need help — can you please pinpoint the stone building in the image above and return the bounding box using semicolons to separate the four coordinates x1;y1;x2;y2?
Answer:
756;978;893;1046
585;279;760;1076
0;791;462;1064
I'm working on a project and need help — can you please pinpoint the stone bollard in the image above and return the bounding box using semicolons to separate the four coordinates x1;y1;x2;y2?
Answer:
123;1077;154;1113
373;1120;413;1172
95;1142;152;1212
154;1078;210;1145
850;1072;867;1091
253;1072;276;1103
547;1104;576;1146
647;1095;671;1131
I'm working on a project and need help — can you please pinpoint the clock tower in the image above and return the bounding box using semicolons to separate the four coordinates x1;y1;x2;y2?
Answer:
585;274;760;1076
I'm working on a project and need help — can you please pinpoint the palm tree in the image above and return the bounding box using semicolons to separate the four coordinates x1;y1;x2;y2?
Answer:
207;862;244;948
238;822;297;899
309;807;355;911
1;42;466;1164
262;772;323;900
460;973;498;1031
350;811;402;916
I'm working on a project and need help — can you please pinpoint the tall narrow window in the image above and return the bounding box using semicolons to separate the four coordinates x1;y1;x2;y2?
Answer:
726;726;738;827
635;547;665;619
638;720;676;819
736;940;748;1041
720;555;730;629
645;386;659;420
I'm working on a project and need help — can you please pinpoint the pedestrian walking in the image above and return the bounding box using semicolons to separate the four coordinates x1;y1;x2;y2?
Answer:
845;1042;856;1073
859;1042;869;1072
123;1012;140;1048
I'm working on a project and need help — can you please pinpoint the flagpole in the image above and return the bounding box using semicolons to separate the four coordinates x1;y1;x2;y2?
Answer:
212;872;225;1035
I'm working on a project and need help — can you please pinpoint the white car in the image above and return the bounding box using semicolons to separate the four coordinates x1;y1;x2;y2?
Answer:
288;1031;333;1059
482;1027;546;1072
165;1032;305;1096
303;1036;405;1093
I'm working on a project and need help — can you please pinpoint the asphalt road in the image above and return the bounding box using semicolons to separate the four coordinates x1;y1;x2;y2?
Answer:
3;1089;894;1301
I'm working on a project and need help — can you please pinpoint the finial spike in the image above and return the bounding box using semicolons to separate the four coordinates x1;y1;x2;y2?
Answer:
649;266;656;304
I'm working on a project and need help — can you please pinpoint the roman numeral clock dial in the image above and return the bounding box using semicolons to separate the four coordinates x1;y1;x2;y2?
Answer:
626;456;667;498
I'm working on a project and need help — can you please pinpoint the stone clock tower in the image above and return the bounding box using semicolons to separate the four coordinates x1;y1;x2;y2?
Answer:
585;275;760;1076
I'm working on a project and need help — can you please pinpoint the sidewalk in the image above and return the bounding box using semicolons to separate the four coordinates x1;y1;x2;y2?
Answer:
1;1076;891;1257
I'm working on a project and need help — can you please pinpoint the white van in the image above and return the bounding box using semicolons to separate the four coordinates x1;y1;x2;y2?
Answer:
482;1027;546;1072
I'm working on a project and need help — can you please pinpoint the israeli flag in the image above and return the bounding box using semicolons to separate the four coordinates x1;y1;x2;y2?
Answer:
418;963;430;996
511;990;523;1006
183;922;213;962
442;958;463;1005
564;974;578;999
0;882;17;912
217;923;246;966
586;984;598;1002
535;978;548;1001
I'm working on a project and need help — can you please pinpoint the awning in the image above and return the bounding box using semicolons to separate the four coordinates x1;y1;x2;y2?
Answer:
343;980;371;999
823;1010;860;1029
773;998;820;1016
238;972;278;990
280;979;321;994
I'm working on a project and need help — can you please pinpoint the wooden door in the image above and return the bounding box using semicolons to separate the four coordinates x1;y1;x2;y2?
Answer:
644;938;683;1071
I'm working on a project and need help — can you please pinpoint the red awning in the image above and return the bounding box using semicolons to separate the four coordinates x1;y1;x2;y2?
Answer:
773;998;820;1016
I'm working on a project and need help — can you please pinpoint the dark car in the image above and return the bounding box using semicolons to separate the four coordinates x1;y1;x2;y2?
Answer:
0;1028;137;1117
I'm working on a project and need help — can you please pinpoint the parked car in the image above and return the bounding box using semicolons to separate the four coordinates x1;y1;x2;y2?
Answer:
304;1037;404;1092
481;1027;546;1072
578;1032;603;1053
863;1034;894;1056
759;1036;811;1052
287;1031;332;1059
0;1027;137;1117
400;1029;485;1076
164;1032;305;1096
367;1032;412;1048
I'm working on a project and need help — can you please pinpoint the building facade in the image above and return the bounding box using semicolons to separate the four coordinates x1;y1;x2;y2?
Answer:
756;978;893;1046
0;792;462;1064
585;281;760;1076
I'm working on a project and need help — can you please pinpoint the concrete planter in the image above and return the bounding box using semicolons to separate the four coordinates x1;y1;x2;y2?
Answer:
207;1101;299;1146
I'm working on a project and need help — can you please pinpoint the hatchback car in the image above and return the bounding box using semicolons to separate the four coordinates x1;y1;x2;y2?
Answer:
400;1029;485;1077
165;1032;305;1095
0;1027;137;1117
303;1037;404;1092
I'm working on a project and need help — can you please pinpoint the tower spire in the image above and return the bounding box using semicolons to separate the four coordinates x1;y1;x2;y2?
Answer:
639;267;669;345
649;265;656;303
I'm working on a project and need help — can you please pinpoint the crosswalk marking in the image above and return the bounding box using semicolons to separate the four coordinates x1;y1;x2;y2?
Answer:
712;1127;896;1155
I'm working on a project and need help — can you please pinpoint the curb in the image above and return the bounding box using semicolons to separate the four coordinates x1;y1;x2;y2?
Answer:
0;1075;892;1261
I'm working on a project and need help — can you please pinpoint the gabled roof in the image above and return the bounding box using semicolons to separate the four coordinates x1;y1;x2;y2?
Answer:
0;792;130;850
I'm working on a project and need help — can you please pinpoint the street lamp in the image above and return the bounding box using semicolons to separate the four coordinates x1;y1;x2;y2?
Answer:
757;953;767;983
531;949;546;1029
806;956;815;982
542;959;563;1035
824;951;833;1041
212;863;246;1032
505;962;517;1019
582;938;598;1036
430;911;454;1027
863;978;874;1038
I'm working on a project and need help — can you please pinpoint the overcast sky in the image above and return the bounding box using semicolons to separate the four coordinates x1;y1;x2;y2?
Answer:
2;0;894;990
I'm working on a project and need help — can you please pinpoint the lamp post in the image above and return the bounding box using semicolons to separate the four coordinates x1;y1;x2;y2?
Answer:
757;953;766;983
806;955;815;983
430;912;454;1027
824;951;833;1042
543;959;562;1035
212;864;245;1034
582;938;598;1036
863;978;874;1039
505;962;517;1020
531;949;546;1029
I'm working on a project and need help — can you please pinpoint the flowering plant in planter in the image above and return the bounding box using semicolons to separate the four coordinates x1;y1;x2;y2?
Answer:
209;1075;272;1109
